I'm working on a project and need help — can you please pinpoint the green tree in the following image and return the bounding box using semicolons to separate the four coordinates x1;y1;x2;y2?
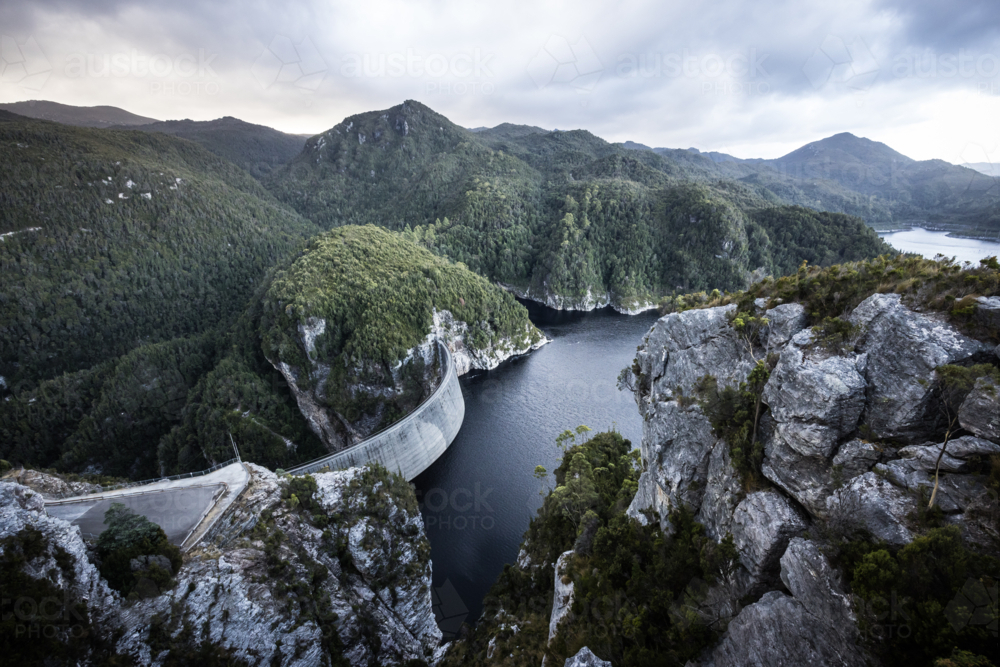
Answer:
95;503;181;596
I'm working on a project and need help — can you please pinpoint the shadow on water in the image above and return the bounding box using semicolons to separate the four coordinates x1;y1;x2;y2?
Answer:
414;300;660;635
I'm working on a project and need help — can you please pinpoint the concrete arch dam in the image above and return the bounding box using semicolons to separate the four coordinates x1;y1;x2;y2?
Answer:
42;341;464;550
288;340;465;481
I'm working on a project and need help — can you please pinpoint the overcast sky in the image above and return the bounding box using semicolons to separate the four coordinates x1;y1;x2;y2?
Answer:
1;0;998;162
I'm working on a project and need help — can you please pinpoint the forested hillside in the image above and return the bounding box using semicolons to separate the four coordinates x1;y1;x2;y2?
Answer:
120;116;307;179
0;118;319;393
0;118;323;478
268;101;892;311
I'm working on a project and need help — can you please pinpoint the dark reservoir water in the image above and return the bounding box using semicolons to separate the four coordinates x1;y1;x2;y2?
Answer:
413;302;660;634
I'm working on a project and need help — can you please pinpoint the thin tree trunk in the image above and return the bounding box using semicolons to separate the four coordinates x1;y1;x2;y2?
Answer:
928;418;956;509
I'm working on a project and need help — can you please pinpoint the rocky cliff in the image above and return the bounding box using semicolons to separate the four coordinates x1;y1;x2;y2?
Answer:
622;291;999;666
1;464;443;666
442;258;1000;667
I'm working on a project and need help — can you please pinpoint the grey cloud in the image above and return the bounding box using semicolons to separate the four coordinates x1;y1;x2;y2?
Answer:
0;0;997;160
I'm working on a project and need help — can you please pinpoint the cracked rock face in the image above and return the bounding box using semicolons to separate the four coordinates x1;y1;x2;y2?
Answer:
850;293;993;443
731;491;808;584
762;302;809;353
710;538;866;667
695;441;743;541
635;304;756;411
431;309;547;377
627;401;719;525
628;290;998;663
959;376;1000;443
761;330;867;515
825;472;916;547
271;309;544;452
0;482;121;660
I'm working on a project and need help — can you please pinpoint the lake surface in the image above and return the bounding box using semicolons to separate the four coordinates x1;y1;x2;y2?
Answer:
413;302;660;634
879;228;1000;264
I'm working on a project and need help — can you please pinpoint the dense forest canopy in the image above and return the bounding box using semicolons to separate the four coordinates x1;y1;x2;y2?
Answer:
0;118;319;394
266;101;895;310
0;102;970;483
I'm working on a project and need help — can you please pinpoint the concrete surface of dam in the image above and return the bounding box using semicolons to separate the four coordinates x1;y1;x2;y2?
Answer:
288;340;465;481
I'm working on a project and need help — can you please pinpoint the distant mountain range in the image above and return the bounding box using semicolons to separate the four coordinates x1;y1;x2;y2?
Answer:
0;100;159;127
963;162;1000;177
6;99;995;237
623;132;999;236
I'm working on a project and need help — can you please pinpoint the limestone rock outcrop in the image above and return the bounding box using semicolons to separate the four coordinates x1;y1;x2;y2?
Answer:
564;646;612;667
272;309;545;452
710;538;867;667
628;292;998;664
959;376;1000;443
1;464;442;667
849;293;993;442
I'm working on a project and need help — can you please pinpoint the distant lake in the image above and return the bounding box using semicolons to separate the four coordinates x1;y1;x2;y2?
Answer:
879;228;1000;265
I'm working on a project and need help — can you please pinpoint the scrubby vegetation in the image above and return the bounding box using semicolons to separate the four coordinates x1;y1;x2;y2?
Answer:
695;359;773;490
660;255;1000;344
95;503;182;598
442;430;738;667
833;526;998;667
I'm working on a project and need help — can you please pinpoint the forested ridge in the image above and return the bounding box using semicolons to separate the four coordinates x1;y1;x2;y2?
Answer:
268;100;894;311
119;116;307;179
0;118;539;477
0;103;932;482
0;118;324;477
0;118;319;393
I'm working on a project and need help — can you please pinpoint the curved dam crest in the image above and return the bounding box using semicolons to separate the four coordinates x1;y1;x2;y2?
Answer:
288;341;465;481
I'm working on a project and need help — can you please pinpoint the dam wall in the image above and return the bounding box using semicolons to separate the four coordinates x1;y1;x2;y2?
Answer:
288;341;465;481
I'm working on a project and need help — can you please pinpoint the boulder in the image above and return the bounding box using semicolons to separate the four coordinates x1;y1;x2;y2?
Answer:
762;332;868;452
832;439;884;483
825;472;916;546
959;377;1000;443
635;305;755;411
974;295;1000;331
710;539;866;667
762;303;809;353
731;491;808;582
849;293;993;443
761;331;868;514
564;647;612;667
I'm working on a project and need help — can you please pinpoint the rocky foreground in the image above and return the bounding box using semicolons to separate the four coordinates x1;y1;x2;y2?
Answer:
624;292;999;665
1;464;442;666
442;283;999;667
